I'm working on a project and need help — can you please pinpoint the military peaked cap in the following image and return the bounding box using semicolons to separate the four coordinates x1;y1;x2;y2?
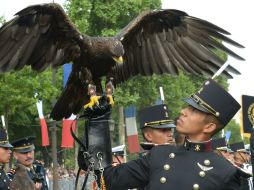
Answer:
211;137;231;152
139;104;175;129
184;79;240;126
0;128;12;148
11;136;35;153
230;142;250;154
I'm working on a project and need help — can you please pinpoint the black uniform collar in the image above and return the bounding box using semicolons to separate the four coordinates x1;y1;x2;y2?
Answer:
183;138;212;152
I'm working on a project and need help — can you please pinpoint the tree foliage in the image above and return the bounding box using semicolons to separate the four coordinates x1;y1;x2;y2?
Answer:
64;0;239;155
0;0;242;167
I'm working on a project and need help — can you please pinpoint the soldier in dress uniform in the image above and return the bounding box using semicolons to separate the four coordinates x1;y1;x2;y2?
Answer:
230;142;251;167
112;145;126;166
212;137;234;163
99;79;243;190
9;136;48;190
139;104;176;151
0;128;12;190
230;142;253;190
138;104;176;190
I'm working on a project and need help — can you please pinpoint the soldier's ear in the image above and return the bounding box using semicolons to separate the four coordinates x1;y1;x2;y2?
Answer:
143;129;153;142
203;122;217;134
13;152;18;159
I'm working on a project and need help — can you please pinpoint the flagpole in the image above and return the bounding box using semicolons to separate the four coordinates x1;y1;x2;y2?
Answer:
159;86;165;102
212;61;231;79
51;68;59;190
1;115;5;128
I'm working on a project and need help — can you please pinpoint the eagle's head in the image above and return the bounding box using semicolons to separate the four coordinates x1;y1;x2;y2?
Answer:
110;39;124;64
89;37;124;65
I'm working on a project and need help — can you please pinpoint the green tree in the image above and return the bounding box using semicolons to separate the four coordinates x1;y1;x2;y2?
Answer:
224;119;243;144
65;0;233;160
0;16;5;26
0;66;63;163
0;0;235;167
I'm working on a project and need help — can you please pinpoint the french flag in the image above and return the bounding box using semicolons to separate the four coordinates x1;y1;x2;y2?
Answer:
36;100;49;146
125;106;140;153
61;114;77;148
62;64;77;148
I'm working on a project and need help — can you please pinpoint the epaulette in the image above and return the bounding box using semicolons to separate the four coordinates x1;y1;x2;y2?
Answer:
237;166;253;178
223;158;252;178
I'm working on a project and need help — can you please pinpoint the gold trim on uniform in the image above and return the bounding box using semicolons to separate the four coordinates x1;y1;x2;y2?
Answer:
247;103;254;125
163;164;170;171
191;94;220;117
144;119;174;127
216;147;228;151
169;153;175;158
13;145;33;150
0;140;8;144
197;162;213;171
160;177;166;184
199;171;205;177
193;183;200;190
195;145;200;151
204;160;211;166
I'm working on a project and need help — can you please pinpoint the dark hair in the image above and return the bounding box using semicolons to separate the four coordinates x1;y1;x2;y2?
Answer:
203;114;223;136
141;127;151;142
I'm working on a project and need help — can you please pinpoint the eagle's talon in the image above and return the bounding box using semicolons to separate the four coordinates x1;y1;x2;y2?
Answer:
107;95;114;106
84;95;101;109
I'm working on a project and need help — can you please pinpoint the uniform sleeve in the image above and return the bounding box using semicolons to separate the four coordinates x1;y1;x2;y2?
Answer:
222;170;241;190
104;155;150;189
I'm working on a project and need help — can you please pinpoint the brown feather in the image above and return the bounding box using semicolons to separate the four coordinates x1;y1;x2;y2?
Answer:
0;5;244;120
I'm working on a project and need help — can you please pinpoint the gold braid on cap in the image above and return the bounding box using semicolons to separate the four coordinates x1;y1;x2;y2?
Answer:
144;119;174;127
237;149;248;152
13;145;34;150
0;140;8;144
217;147;228;151
191;94;220;117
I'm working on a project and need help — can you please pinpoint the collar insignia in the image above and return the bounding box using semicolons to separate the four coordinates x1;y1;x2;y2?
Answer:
195;145;200;151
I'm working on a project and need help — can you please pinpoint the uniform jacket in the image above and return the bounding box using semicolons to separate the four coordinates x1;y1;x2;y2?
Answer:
8;161;48;190
0;168;11;190
104;140;241;190
10;163;35;190
238;163;253;190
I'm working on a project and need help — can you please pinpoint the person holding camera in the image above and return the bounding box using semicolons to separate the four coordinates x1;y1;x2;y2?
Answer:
8;136;48;190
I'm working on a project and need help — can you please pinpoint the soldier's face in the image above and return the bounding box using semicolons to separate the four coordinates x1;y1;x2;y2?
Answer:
144;128;175;145
176;106;208;139
112;155;125;165
13;150;35;167
0;147;11;163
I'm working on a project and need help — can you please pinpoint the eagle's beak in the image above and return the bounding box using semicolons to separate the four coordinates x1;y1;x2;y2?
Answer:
113;56;123;64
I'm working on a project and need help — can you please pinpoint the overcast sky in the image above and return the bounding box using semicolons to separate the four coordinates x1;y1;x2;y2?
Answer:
0;0;253;104
162;0;254;102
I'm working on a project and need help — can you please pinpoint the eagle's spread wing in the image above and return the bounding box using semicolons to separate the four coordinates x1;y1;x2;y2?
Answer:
113;9;244;83
0;3;94;120
0;3;82;72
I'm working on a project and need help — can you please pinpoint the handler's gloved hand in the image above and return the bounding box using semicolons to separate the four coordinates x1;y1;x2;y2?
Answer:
83;95;112;118
78;95;113;171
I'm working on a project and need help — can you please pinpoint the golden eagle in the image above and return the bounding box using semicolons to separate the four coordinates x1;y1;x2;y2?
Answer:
0;3;244;120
